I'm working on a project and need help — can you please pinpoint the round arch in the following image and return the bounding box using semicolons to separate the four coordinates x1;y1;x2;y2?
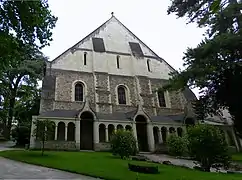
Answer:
57;122;65;141
99;124;106;142
135;115;149;152
67;122;75;141
116;84;130;105
79;111;94;150
153;126;159;145
72;80;88;102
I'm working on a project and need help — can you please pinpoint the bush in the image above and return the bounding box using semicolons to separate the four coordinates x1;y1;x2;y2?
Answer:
110;129;137;159
187;124;231;171
11;125;30;146
167;134;188;156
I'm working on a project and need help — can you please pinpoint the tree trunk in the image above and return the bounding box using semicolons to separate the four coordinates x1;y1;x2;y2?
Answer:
4;95;16;139
42;138;45;156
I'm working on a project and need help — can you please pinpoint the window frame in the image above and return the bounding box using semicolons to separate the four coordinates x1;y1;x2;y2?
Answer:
74;83;84;102
117;85;128;105
157;91;166;107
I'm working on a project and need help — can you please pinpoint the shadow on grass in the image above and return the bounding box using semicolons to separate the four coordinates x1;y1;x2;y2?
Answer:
105;155;122;160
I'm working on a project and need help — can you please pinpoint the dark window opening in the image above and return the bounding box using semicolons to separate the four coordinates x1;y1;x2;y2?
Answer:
147;59;151;72
43;63;47;76
158;91;166;107
84;52;87;65
129;42;144;57
118;86;126;104
92;37;106;52
117;55;120;69
75;83;84;101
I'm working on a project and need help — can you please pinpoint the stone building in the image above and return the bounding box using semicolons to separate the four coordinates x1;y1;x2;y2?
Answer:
29;14;239;152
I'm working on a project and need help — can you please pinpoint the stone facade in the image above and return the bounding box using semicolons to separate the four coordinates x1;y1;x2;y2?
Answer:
33;14;204;152
94;143;111;151
40;69;186;115
35;141;77;151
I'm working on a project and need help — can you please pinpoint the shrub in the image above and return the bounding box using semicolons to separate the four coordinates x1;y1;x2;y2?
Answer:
187;124;231;171
11;125;30;146
110;129;137;159
167;134;188;156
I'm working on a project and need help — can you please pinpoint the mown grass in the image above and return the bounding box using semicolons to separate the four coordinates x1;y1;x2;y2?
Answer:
232;152;242;164
0;150;241;180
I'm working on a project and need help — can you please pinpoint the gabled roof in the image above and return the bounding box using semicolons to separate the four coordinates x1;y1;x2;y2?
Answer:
50;14;176;71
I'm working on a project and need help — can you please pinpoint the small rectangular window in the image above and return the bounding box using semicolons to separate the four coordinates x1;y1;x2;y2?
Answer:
117;56;120;69
129;42;144;57
84;52;87;65
147;59;151;72
92;37;106;52
158;91;166;107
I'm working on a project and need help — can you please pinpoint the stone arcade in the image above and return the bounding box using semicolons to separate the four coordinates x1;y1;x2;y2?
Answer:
30;14;239;152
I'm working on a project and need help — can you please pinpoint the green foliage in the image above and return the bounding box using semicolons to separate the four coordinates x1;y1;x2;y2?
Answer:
0;0;58;47
0;0;57;139
110;129;137;159
187;124;231;171
33;119;55;156
11;126;30;146
167;135;188;156
166;0;242;136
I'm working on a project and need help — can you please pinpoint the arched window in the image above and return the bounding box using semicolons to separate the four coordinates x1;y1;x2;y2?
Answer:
117;86;126;104
75;83;84;101
158;91;166;107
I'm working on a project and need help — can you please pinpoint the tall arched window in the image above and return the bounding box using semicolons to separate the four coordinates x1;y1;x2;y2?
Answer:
158;91;166;107
75;83;84;101
118;86;126;104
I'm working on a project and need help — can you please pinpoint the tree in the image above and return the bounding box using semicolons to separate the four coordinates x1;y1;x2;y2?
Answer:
0;0;57;138
187;124;230;171
110;129;137;159
33;119;54;156
0;0;57;51
10;87;41;146
0;44;46;139
165;0;242;135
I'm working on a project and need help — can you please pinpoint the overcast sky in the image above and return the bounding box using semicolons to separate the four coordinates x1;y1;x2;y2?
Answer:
42;0;205;97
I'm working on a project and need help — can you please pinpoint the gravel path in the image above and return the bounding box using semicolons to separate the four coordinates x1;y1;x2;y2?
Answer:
0;157;99;179
0;141;99;179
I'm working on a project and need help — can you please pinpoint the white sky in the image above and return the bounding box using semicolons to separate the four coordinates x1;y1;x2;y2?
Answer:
42;0;205;97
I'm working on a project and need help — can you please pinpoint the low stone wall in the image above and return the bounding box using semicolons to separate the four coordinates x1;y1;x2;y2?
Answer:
94;142;111;151
33;140;77;151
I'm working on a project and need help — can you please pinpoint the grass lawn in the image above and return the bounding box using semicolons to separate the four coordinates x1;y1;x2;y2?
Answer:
0;150;241;180
232;153;242;164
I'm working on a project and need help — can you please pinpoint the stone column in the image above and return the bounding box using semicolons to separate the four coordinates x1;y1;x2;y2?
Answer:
105;127;109;142
75;120;80;149
65;125;68;141
231;128;239;151
93;121;99;149
30;116;37;149
132;123;139;149
54;125;58;140
158;129;163;143
147;123;155;152
223;130;229;145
